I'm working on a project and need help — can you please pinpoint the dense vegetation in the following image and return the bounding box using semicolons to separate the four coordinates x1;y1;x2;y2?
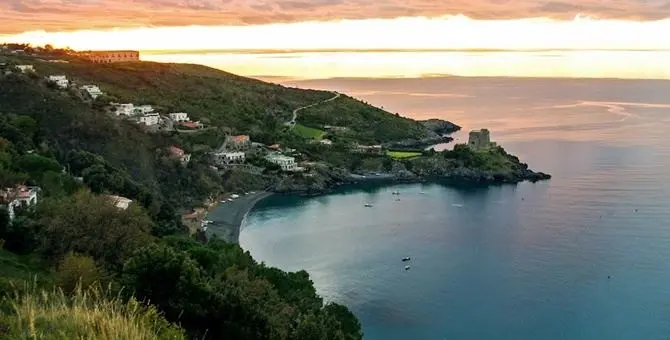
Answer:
0;50;364;339
298;94;430;143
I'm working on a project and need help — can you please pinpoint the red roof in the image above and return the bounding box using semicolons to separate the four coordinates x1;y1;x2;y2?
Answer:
180;121;199;129
169;146;185;157
230;135;250;143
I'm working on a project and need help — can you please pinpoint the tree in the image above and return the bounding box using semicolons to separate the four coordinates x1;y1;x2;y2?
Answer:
34;190;155;269
55;252;104;293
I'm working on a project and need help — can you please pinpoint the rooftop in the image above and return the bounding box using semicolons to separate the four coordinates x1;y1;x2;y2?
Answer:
169;146;186;157
230;135;250;143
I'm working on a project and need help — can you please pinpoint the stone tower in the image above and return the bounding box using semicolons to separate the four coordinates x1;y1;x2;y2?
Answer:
468;129;491;150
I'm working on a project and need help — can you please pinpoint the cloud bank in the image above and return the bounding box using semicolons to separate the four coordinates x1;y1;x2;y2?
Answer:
2;0;670;33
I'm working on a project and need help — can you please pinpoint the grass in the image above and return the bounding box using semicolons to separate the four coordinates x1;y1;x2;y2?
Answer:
0;249;52;298
0;285;186;340
387;150;423;159
294;123;326;139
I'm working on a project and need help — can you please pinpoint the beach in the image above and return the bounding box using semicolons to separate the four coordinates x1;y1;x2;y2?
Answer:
205;191;273;243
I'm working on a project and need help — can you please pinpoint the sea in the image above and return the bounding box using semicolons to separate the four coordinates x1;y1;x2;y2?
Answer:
147;51;670;339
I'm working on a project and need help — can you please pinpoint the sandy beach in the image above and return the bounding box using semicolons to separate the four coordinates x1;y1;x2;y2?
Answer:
205;191;273;243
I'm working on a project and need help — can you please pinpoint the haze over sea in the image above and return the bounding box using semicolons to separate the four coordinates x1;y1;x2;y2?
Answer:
158;51;670;339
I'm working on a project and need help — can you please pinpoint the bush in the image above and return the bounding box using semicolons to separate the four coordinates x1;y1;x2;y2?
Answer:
55;252;104;293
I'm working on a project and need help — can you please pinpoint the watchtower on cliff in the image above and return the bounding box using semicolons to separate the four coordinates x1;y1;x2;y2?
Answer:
468;129;492;150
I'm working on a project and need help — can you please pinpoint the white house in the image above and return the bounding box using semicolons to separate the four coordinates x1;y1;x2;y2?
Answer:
169;112;189;122
0;186;40;220
215;151;245;164
111;103;135;116
16;65;34;73
319;139;333;145
47;75;69;88
265;153;303;172
107;195;133;210
134;105;154;115
81;85;103;99
139;112;160;126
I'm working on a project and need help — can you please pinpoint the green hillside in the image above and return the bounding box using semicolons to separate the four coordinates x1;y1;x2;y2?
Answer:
23;57;426;144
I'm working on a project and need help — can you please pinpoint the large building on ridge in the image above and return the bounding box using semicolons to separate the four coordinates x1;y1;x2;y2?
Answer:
79;50;140;63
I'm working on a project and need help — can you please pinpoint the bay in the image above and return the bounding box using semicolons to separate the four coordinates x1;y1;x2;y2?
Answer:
240;77;670;339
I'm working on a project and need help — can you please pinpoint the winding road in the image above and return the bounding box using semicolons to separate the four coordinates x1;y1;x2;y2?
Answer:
288;91;341;128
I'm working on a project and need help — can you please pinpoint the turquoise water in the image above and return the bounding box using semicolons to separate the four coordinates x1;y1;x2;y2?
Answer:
240;78;670;339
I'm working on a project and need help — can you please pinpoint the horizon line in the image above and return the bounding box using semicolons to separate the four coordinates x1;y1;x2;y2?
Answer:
139;48;670;55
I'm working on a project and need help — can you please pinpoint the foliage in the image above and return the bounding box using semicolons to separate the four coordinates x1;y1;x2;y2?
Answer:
32;191;154;270
298;94;429;143
0;285;186;340
443;144;527;172
122;238;363;339
0;248;52;299
294;123;326;139
0;53;367;339
55;252;105;294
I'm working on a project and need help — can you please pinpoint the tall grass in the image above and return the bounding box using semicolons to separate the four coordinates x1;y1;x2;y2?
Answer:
1;284;185;340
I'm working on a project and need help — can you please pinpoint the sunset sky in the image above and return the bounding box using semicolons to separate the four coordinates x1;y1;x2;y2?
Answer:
1;0;670;51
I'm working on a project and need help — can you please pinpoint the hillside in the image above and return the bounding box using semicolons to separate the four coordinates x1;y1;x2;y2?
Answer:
23;57;428;143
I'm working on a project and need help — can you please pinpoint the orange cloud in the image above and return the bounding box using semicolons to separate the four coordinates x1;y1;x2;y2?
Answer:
1;0;670;34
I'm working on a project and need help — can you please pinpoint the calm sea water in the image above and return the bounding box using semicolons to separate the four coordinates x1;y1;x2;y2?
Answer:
239;77;670;339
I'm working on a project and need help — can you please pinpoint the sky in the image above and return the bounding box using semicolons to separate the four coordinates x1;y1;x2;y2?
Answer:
2;0;670;51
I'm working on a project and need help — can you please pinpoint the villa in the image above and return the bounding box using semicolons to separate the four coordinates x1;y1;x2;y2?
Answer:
215;151;246;164
169;112;189;122
169;146;191;165
111;103;134;116
355;144;383;154
47;75;69;88
16;65;34;73
78;50;140;63
0;185;40;220
80;85;103;99
139;112;160;126
265;153;303;172
134;105;154;115
107;195;133;210
227;135;251;150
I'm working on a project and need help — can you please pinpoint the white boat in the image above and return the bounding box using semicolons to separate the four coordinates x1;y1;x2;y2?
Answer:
420;192;426;195
228;198;233;202
231;194;240;199
220;200;226;203
364;204;374;208
404;265;411;271
402;257;411;262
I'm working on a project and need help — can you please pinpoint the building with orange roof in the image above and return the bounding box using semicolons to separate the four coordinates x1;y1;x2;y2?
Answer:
168;146;191;165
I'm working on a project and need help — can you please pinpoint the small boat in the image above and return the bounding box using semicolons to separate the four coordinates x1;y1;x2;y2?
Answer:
402;257;411;262
364;203;374;208
228;198;233;202
231;194;240;199
420;192;426;195
392;191;400;195
220;200;226;203
404;265;411;271
203;220;214;225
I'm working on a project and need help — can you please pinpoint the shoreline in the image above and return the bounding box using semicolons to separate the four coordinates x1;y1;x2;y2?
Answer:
205;171;551;243
205;191;273;243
